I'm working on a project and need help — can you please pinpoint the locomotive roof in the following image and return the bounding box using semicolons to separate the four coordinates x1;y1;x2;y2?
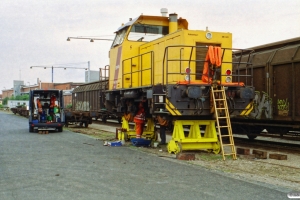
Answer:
72;81;106;93
116;14;188;32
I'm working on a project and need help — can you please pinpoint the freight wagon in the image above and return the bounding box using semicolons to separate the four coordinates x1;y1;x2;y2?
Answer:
11;105;29;117
65;79;121;127
231;37;300;139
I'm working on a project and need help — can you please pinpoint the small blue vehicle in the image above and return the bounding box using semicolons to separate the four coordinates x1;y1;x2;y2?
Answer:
28;89;65;133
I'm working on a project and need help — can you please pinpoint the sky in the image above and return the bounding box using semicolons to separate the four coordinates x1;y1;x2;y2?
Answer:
0;0;299;92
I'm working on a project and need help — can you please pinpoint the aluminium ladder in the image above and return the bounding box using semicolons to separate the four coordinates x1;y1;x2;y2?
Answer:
211;86;237;160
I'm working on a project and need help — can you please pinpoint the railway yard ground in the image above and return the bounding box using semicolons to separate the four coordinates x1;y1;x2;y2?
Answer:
66;121;300;191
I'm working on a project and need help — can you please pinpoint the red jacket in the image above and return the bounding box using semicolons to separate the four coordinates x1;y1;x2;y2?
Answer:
134;109;145;124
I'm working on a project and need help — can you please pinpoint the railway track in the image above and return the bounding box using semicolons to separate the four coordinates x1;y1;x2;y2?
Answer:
90;119;300;155
233;136;300;155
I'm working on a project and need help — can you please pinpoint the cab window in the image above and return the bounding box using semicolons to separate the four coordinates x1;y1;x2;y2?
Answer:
111;26;129;48
128;24;168;42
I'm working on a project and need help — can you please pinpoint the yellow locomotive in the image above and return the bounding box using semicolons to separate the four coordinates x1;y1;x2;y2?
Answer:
103;9;254;157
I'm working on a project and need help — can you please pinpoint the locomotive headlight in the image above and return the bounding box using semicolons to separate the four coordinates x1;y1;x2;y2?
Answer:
185;67;191;81
206;32;212;40
225;76;231;83
185;75;190;81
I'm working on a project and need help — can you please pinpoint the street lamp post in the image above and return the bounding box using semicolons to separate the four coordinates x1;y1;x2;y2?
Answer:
66;36;113;82
30;63;90;83
66;37;113;42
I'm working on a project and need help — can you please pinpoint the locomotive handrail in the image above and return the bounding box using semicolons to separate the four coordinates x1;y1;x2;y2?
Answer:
99;65;110;109
122;51;154;88
232;49;255;86
162;45;254;86
99;65;110;81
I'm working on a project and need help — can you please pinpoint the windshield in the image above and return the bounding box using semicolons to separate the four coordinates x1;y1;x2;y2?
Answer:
128;24;168;42
111;26;129;48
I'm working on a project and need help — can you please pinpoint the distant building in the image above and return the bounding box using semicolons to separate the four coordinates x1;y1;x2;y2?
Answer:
13;80;24;97
1;80;85;107
7;100;29;109
1;68;103;106
85;70;99;82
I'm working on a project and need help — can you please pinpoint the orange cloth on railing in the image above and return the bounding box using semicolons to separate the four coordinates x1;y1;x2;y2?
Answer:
202;46;222;83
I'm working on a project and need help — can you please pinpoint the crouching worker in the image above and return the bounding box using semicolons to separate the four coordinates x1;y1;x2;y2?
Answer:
156;115;169;145
134;102;146;139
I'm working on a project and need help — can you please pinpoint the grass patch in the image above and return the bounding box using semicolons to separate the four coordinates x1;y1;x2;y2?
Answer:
66;127;116;141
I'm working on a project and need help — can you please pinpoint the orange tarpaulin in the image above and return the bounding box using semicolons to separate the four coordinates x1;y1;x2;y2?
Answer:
202;46;222;83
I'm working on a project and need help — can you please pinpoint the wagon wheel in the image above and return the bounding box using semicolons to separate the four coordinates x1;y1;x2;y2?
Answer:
241;125;262;140
247;134;257;140
246;126;262;140
268;127;288;137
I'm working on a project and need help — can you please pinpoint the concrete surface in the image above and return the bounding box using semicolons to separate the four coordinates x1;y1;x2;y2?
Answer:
0;111;292;200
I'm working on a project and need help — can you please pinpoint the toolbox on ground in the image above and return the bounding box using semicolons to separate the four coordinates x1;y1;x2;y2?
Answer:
131;138;152;147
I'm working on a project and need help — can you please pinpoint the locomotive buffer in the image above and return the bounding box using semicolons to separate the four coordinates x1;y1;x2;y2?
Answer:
211;86;237;160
